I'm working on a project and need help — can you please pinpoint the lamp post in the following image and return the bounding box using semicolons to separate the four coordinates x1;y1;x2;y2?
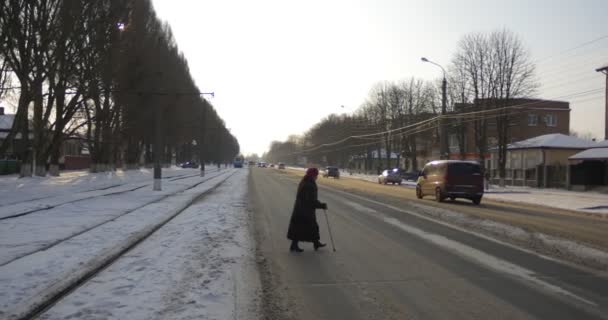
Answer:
596;66;608;141
421;57;449;160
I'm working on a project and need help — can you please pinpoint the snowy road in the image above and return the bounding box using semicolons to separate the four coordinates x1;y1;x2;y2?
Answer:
251;168;608;319
0;168;257;320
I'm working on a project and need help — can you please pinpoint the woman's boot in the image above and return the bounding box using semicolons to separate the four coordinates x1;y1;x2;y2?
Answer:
314;241;326;251
290;240;303;252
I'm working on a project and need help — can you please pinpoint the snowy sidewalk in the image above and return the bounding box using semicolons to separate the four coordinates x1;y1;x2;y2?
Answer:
0;169;240;320
0;166;217;206
483;187;608;216
37;169;259;320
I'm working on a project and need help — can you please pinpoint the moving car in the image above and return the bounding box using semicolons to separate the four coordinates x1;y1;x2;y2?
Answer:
400;170;420;181
416;160;483;205
233;156;243;168
378;168;402;185
180;161;199;169
278;163;286;169
323;166;340;179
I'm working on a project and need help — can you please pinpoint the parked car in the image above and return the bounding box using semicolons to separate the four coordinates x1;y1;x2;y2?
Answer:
378;168;403;185
259;162;267;168
180;161;199;169
416;160;483;205
323;166;340;179
278;163;286;169
270;163;275;168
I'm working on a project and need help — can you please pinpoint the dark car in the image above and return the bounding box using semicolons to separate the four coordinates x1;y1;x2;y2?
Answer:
416;160;483;204
400;170;420;181
278;163;286;169
323;166;340;179
378;168;402;185
180;161;199;169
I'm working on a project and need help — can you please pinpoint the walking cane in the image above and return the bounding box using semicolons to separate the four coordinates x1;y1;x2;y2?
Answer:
323;209;336;252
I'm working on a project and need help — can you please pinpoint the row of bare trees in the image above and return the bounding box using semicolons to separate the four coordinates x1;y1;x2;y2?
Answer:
267;29;537;181
450;29;537;184
266;77;441;171
0;0;239;177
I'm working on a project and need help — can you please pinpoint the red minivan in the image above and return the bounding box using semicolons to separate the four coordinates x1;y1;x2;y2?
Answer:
416;160;484;205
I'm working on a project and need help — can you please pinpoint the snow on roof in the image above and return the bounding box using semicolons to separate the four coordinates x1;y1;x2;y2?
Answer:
507;133;596;150
0;114;15;130
569;148;608;161
591;140;608;148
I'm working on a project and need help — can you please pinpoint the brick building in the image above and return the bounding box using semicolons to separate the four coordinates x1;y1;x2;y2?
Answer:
448;98;571;168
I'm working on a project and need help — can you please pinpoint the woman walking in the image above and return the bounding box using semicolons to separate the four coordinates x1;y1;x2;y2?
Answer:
287;167;328;252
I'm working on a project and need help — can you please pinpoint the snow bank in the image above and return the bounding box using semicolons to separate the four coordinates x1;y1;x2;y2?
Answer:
0;170;236;320
405;201;608;271
484;186;608;216
37;169;259;320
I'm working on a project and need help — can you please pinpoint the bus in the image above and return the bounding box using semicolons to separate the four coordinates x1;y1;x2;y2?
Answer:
233;156;243;168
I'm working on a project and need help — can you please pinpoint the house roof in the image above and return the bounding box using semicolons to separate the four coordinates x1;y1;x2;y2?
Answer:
591;140;608;148
569;148;608;161
507;133;596;150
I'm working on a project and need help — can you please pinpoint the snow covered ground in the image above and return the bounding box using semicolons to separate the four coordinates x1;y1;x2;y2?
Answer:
0;165;217;206
37;169;259;320
0;167;259;320
482;186;608;216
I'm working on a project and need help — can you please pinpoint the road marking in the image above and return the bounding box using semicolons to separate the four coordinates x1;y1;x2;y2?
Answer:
325;191;598;307
320;184;566;264
342;201;378;214
382;216;597;307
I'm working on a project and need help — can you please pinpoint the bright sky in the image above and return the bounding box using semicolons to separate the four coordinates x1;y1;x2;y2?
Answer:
152;0;608;155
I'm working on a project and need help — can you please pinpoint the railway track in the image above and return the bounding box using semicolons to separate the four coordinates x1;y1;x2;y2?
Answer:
0;169;219;221
1;169;240;320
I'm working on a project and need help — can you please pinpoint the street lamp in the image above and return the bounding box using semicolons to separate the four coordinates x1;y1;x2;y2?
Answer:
421;57;449;160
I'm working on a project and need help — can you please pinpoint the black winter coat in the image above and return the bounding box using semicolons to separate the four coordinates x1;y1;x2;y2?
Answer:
287;177;324;242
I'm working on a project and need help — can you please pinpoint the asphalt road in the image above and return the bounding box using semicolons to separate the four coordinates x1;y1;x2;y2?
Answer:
250;167;608;320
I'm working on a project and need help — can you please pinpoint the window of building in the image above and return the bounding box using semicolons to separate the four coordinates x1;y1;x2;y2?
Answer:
527;113;538;126
544;114;557;127
448;134;461;153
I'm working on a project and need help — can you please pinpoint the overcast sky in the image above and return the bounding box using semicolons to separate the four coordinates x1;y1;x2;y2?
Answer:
151;0;608;156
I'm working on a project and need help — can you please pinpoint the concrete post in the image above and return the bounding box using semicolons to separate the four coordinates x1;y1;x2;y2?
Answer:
542;150;548;188
566;163;571;190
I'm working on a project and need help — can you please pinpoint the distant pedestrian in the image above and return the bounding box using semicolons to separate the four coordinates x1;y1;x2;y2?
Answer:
287;167;328;252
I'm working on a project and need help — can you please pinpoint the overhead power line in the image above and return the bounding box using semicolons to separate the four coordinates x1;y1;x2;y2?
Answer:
294;87;604;155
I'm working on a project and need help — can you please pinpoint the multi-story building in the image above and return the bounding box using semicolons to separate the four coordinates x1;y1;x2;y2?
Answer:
448;98;571;167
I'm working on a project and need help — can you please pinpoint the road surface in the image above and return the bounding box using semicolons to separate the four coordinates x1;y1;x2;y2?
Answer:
250;167;608;319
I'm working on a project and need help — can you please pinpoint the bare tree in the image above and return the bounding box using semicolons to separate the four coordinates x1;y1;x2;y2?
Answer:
451;32;495;172
489;29;537;186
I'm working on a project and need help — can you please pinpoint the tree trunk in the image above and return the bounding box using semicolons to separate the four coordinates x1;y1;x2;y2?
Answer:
410;134;418;171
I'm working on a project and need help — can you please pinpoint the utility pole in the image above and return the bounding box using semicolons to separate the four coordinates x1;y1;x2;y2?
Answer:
597;66;608;141
198;92;214;177
422;57;450;159
199;106;206;177
153;92;163;191
441;76;448;159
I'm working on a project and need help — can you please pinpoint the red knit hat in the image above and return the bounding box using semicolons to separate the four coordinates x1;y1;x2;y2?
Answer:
305;167;319;177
